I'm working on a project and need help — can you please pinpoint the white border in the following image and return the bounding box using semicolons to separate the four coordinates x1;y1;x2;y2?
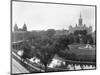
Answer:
0;0;99;75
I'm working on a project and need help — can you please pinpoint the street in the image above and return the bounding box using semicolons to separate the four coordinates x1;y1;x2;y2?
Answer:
12;58;29;74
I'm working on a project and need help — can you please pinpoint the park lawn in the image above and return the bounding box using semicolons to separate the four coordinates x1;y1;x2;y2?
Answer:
65;44;96;62
68;44;95;55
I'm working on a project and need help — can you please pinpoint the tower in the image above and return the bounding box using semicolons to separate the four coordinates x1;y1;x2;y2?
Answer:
14;23;18;31
23;23;27;31
78;13;83;26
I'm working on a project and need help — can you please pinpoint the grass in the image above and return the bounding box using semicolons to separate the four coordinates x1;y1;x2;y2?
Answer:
69;44;95;55
65;44;96;62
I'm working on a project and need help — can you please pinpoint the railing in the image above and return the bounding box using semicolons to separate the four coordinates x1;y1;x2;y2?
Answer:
12;51;45;72
65;59;96;65
12;51;96;72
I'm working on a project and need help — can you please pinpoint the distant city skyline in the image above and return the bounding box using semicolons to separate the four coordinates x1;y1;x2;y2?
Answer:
12;1;95;31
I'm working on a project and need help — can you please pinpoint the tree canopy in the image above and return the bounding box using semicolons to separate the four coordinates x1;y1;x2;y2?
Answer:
30;34;70;71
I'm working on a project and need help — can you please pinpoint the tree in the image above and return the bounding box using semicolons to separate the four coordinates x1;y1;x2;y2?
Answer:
74;35;80;43
34;35;70;72
53;35;70;50
34;38;55;72
85;34;94;45
21;41;33;61
68;33;74;44
46;29;56;38
74;30;87;36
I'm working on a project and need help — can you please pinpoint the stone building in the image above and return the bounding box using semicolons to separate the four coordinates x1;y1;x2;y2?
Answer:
69;13;92;34
12;23;29;42
14;23;27;32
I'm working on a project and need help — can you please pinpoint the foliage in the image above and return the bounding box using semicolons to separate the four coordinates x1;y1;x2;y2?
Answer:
31;34;70;71
18;29;95;71
46;29;56;38
68;30;94;44
21;41;33;59
86;34;94;44
52;35;70;50
33;38;55;71
67;33;74;44
74;30;87;36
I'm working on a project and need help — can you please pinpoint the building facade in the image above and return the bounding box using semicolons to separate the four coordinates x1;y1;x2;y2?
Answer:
12;23;29;42
69;13;92;34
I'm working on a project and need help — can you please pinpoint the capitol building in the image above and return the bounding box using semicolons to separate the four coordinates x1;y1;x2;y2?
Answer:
69;13;92;34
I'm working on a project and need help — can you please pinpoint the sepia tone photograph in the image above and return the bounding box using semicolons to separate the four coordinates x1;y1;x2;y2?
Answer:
11;0;96;75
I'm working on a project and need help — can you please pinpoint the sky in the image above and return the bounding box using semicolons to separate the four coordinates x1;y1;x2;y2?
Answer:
12;1;95;31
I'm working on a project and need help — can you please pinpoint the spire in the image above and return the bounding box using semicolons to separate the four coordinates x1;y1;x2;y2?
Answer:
23;22;27;31
14;23;18;31
78;12;83;26
80;12;82;18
